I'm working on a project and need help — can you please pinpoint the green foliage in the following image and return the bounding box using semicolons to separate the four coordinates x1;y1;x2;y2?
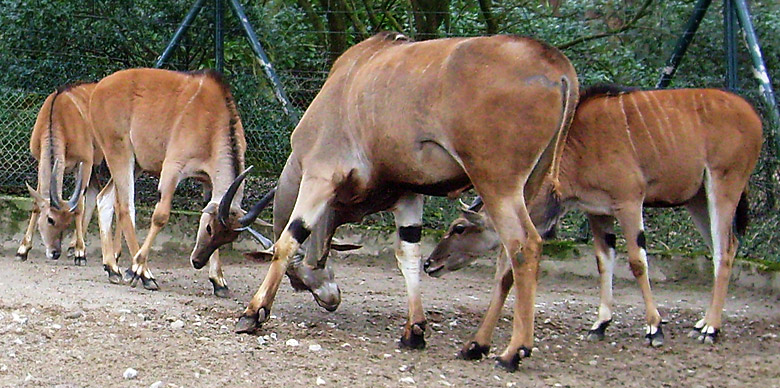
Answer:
0;0;778;261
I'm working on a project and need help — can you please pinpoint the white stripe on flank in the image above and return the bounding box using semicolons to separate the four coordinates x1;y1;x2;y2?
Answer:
629;93;659;157
618;95;638;157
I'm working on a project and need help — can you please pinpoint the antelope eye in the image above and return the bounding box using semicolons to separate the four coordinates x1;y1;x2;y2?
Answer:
47;217;55;225
452;224;466;234
206;224;212;235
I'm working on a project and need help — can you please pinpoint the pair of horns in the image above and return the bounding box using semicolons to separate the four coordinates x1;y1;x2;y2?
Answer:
459;196;484;213
50;160;83;212
218;165;276;229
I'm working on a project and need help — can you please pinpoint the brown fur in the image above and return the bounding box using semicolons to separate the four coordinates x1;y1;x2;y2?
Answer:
19;82;106;262
89;68;251;292
426;87;763;345
237;33;579;368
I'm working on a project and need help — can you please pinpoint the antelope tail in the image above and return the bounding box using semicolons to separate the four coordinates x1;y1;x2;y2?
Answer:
548;75;578;194
523;75;578;202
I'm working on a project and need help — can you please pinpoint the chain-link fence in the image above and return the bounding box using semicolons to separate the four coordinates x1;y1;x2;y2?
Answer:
0;0;778;261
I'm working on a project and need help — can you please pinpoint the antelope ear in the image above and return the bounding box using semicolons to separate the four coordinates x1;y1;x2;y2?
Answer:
202;202;218;215
26;182;46;206
461;209;486;227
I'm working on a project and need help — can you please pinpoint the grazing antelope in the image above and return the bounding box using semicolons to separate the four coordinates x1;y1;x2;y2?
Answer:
223;32;578;372
18;83;104;265
88;68;272;296
424;85;763;348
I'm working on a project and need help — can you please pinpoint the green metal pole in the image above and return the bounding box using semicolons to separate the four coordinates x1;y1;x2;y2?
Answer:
155;0;207;68
228;0;299;123
216;0;225;73
732;0;780;133
656;0;713;88
724;0;738;90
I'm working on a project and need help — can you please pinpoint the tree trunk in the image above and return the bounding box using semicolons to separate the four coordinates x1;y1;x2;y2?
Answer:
408;0;449;40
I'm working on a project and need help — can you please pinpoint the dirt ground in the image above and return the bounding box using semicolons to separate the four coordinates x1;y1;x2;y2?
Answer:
0;241;778;388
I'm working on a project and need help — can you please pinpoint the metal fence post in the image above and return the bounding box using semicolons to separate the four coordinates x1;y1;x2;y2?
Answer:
656;0;713;88
724;0;738;90
732;0;780;135
216;0;225;73
154;0;207;68
229;0;299;123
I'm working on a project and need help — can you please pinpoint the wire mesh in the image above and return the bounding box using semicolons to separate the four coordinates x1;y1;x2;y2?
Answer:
0;0;777;261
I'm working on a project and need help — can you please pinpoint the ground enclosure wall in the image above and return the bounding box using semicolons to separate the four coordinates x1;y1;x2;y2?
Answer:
0;0;778;261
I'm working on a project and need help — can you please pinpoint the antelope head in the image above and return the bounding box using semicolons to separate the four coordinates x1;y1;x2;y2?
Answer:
190;166;275;269
424;197;501;277
26;160;84;260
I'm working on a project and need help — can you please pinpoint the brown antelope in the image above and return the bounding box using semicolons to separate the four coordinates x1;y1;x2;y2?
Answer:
424;85;763;349
219;32;578;372
88;68;272;296
18;83;104;265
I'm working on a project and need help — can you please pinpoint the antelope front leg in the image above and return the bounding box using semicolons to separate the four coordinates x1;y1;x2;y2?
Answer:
17;201;40;261
586;215;617;341
616;205;663;347
124;166;179;290
236;175;333;334
97;181;123;283
393;194;427;349
208;249;230;298
459;248;512;360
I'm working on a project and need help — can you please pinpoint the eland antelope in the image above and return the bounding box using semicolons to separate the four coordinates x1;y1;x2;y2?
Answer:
225;32;579;372
18;82;107;265
424;85;763;349
88;68;272;296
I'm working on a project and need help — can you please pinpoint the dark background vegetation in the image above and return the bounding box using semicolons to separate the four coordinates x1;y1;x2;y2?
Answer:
0;0;778;261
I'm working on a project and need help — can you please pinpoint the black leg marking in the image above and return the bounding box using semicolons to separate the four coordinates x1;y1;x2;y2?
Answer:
399;321;426;350
690;326;720;344
288;218;311;244
605;233;617;250
587;319;612;341
16;251;29;261
458;341;490;360
645;325;664;347
74;255;86;266
398;225;422;243
637;231;646;250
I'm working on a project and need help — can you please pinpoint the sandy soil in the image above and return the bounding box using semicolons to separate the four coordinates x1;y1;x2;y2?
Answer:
0;242;778;388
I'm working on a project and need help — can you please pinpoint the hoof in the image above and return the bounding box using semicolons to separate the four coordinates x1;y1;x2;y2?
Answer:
16;250;29;262
645;325;664;348
587;319;611;342
235;308;269;334
494;346;531;373
104;265;123;284
210;278;231;298
74;255;86;266
399;322;426;350
123;268;135;283
457;341;490;360
690;326;719;344
141;276;159;291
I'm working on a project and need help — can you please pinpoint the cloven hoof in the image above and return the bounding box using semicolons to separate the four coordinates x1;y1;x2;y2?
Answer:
125;268;159;290
587;319;612;342
74;255;87;266
210;279;231;299
494;346;532;373
235;308;269;334
16;251;28;261
457;341;490;360
399;322;426;350
645;325;664;348
104;265;123;284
